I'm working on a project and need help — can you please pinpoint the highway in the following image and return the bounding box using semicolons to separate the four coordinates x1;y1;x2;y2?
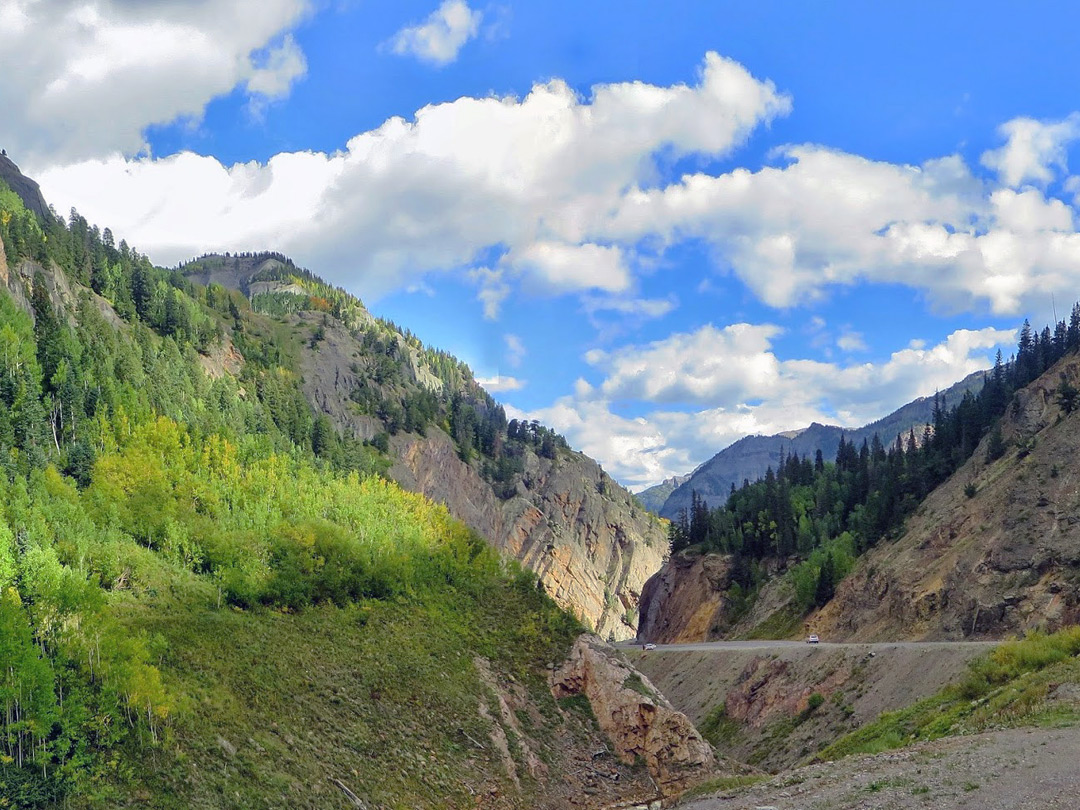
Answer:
620;638;1001;652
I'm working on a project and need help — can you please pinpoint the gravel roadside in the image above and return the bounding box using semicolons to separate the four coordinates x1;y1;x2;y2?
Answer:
679;724;1080;810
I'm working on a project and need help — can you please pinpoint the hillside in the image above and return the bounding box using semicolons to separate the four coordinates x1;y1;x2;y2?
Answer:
0;170;711;807
176;253;667;641
638;316;1080;645
635;473;690;514
659;371;986;520
814;351;1080;640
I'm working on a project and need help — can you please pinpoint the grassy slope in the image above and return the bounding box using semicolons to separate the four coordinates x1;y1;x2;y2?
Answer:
0;186;599;809
104;577;582;810
819;627;1080;762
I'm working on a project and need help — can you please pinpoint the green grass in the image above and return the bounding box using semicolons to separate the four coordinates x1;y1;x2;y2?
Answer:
622;672;657;699
819;627;1080;763
739;605;803;640
89;573;583;809
699;703;743;748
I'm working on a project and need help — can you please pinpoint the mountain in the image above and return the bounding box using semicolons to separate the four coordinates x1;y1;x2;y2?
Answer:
638;318;1080;644
814;351;1080;640
0;163;712;806
179;252;667;641
635;473;691;513
0;152;51;221
659;371;987;519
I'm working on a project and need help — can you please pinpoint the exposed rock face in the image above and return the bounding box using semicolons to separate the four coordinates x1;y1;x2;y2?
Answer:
814;354;1080;641
0;153;52;221
551;635;721;800
388;427;667;640
638;552;732;644
295;313;667;641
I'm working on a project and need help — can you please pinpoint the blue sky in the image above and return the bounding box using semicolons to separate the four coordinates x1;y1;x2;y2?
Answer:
5;1;1080;488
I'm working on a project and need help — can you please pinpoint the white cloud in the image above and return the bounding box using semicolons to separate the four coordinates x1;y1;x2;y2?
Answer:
0;0;310;166
468;266;510;319
388;0;482;66
524;324;1015;488
476;374;525;393
836;330;867;352
981;114;1080;188
597;141;1080;315
510;241;630;294
247;33;308;98
581;295;677;319
504;333;526;367
30;49;1080;346
38;52;789;305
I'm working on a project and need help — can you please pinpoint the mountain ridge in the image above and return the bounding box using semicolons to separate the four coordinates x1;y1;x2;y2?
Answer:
656;370;987;520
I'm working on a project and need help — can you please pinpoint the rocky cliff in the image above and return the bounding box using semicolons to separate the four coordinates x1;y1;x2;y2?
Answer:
635;475;690;515
0;153;52;221
813;354;1080;641
551;635;726;801
637;552;733;644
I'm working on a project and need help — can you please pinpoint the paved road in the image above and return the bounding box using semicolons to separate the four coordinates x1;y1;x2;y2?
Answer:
620;638;1001;652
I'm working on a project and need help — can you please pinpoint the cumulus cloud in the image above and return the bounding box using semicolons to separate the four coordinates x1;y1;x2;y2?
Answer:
981;114;1080;187
600;143;1080;314
476;374;525;393
388;0;482;66
38;52;789;305
836;330;868;353
247;33;308;98
522;323;1015;488
0;0;310;166
40;79;1080;323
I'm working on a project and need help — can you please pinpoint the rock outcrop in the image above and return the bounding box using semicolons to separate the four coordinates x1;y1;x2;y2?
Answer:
0;153;52;221
814;353;1080;641
637;552;733;644
389;428;667;640
635;475;690;515
551;635;722;800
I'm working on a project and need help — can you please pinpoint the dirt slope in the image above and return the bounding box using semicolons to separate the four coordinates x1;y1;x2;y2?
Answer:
815;354;1080;641
626;642;991;772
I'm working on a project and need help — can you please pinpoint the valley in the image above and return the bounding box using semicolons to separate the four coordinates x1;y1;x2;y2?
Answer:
3;90;1080;809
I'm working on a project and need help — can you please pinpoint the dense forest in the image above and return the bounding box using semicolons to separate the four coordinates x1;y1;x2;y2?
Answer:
0;182;582;807
668;311;1080;617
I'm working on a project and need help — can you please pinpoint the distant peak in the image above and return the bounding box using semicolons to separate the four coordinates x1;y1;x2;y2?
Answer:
0;152;52;222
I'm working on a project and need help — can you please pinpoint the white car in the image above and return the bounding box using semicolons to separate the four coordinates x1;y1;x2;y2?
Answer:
643;643;657;651
806;634;820;644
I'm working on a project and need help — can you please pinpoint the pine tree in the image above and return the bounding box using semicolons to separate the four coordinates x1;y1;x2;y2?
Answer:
814;552;836;607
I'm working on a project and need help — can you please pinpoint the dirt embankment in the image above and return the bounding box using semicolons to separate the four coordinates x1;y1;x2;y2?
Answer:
681;725;1080;810
626;642;992;772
